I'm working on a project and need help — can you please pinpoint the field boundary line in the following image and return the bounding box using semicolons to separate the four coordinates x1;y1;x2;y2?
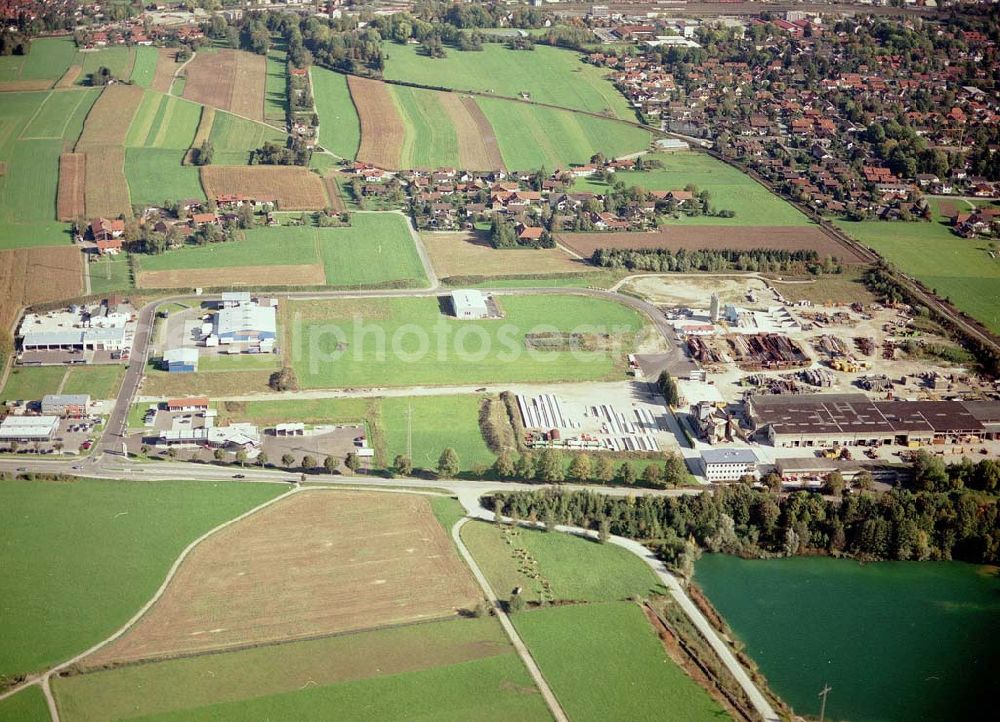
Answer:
0;485;298;716
451;516;570;722
17;90;53;140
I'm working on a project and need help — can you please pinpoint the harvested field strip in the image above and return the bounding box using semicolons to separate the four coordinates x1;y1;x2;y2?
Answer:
454;94;504;170
232;50;267;121
151;48;179;93
0;246;82;331
393;85;459;170
558;227;866;264
322;173;345;212
349;75;404;169
141;369;274;397
190;105;215;147
84;146;131;218
0;79;54;92
137;263;325;289
200;165;329;211
57;152;85;221
182;49;265;122
423;231;591;279
55;616;511;722
76;84;145;149
54;65;82;88
83;491;482;666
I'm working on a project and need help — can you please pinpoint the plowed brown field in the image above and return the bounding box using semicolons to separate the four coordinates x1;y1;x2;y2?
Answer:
84;491;481;666
558;226;866;263
83;146;130;218
75;85;144;149
0;247;82;331
151;48;179;93
57;152;86;221
350;76;404;169
424;231;591;279
54;66;82;89
182;50;265;122
0;79;53;91
200;165;328;210
449;95;504;170
137;263;325;289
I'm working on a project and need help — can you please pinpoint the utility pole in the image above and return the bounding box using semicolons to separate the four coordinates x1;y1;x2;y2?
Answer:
406;402;412;460
818;683;832;722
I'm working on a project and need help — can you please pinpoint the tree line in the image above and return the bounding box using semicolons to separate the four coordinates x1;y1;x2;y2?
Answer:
591;246;843;275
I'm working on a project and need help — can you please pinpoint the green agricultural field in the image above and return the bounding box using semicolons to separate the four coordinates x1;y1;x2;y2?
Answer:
19;89;99;140
129;46;159;88
477;97;651;170
462;520;663;604
125;91;201;149
0;686;49;722
0;479;286;677
290;294;645;389
138;226;317;272
77;46;135;86
61;365;125;398
214;397;371;426
392;85;460;169
312;67;360;159
208;110;288;165
0;92;72;248
383;43;633;120
125;148;206;206
836;203;1000;334
382;395;494;473
54;617;547;722
0;365;66;401
0;37;78;84
197;353;281;372
573;152;811;226
87;253;132;295
265;44;289;125
514;602;724;722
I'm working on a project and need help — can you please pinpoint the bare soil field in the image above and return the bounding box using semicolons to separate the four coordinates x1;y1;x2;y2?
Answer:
75;85;144;149
182;50;265;122
443;94;504;170
54;66;82;88
57;152;86;221
423;231;593;279
137;263;325;289
84;146;130;218
200;166;329;210
151;48;179;93
0;247;82;331
322;172;346;212
558;226;866;263
83;491;481;666
349;76;404;169
0;79;53;91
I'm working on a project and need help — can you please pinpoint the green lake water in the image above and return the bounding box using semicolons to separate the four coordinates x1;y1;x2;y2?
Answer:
694;555;1000;722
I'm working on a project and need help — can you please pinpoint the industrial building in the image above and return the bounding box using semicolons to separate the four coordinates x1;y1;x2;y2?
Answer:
748;393;996;448
699;448;759;482
163;347;198;373
214;297;277;349
41;394;90;417
451;290;490;320
0;416;59;441
18;302;132;353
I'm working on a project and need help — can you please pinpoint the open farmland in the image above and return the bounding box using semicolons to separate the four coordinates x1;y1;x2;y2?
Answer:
125;91;201;149
311;67;360;159
0;479;285;678
125;148;206;207
75;85;145;148
574;151;811;226
837;203;1000;334
207;110;288;165
289;294;646;388
84;491;481;666
182;49;266;122
57;152;85;220
82;146;130;218
19;89;99;141
349;75;405;169
423;230;592;280
0;686;48;722
0;245;82;331
149;48;181;93
77;46;135;86
55;619;546;722
383;43;633;119
0;37;78;90
477;96;651;170
129;46;159;88
200;165;329;210
140;368;275;397
382;395;495;473
559;226;866;263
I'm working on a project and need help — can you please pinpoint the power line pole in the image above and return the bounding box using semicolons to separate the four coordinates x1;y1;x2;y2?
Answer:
406;402;412;460
818;683;832;722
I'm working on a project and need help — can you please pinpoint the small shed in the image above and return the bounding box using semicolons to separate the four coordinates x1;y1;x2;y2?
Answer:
451;289;489;320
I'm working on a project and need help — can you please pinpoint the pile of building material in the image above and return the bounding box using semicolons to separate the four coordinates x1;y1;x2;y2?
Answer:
857;374;893;392
854;337;875;356
686;336;725;364
517;393;571;430
727;333;809;371
812;334;849;357
799;367;835;387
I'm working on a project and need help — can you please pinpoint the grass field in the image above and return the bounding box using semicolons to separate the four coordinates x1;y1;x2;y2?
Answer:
0;479;286;677
208;110;287;165
19;89;99;140
573;152;811;226
136;212;425;288
214;397;371;426
477;96;650;170
0;686;49;722
383;43;632;119
125;91;201;149
311;67;360;159
514;602;724;722
392;85;461;169
382;395;495;473
0;37;77;87
197;353;281;372
264;43;288;125
423;230;591;280
61;365;125;398
836;204;1000;334
125;148;206;206
87;253;132;295
0;365;66;401
77;46;135;86
289;294;646;389
129;46;160;88
461;520;663;604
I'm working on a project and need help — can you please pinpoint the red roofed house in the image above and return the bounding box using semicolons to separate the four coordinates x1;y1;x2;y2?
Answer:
166;397;210;412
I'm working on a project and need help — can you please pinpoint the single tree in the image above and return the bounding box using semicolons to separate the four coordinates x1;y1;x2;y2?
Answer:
618;461;636;485
344;452;359;474
257;451;269;467
213;448;225;461
438;447;461;478
595;455;615;484
822;470;845;497
514;452;536;481
598;517;611;544
493;449;515;479
281;453;296;468
393;454;413;476
323;455;339;474
567;453;593;482
301;454;317;471
235;449;248;467
537;449;565;483
662;453;688;486
642;463;662;487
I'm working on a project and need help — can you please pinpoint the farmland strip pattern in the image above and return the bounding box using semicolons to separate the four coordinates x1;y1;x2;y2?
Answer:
349;75;404;170
56;152;85;221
